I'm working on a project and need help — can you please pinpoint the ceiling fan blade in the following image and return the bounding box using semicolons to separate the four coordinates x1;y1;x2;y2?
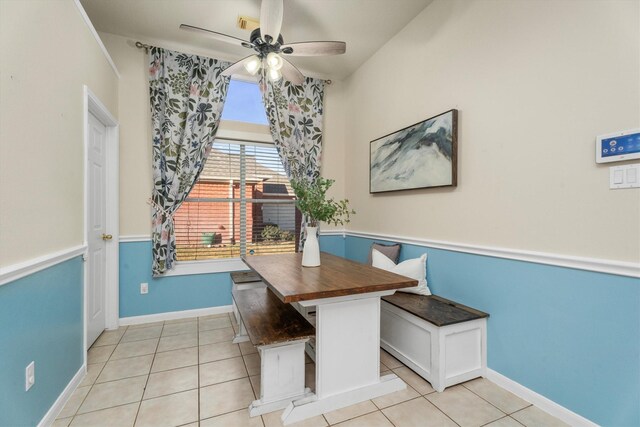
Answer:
280;41;346;56
221;56;256;77
280;58;305;86
180;24;254;49
260;0;283;44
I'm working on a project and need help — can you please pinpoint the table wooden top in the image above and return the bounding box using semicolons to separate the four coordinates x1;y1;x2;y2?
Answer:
242;252;418;303
232;287;315;347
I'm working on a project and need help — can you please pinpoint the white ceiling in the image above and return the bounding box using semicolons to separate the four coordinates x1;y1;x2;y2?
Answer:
80;0;433;80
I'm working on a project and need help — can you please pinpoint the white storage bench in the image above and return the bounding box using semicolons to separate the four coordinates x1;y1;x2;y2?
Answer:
380;293;489;392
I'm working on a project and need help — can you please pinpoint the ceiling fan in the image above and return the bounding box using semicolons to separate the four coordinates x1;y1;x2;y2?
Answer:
180;0;346;85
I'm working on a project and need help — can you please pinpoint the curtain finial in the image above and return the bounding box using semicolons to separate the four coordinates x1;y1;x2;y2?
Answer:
135;41;151;51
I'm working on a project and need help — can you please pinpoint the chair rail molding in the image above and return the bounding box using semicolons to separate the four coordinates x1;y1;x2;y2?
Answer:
119;235;152;243
324;229;639;278
318;229;347;237
120;230;639;277
0;245;87;287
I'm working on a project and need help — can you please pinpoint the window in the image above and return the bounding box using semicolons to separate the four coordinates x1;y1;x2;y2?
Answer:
173;140;301;261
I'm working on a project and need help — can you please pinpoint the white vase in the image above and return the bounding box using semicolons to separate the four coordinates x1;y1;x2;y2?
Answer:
301;226;321;267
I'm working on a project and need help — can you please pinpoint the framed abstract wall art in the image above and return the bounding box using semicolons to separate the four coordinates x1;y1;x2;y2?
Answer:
370;109;458;193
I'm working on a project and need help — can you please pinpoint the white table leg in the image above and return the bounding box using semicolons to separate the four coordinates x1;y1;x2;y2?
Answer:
281;293;406;425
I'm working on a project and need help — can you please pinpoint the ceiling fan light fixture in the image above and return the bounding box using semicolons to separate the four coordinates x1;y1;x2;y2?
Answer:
268;67;282;82
266;52;284;71
244;55;262;75
181;0;346;85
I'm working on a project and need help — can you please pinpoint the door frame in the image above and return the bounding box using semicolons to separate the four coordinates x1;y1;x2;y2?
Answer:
83;85;119;353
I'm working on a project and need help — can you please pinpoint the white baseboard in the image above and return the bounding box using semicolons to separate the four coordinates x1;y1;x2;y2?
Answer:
485;369;598;427
119;305;233;326
38;363;86;427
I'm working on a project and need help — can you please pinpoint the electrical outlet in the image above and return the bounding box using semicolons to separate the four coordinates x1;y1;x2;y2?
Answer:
140;282;148;294
25;361;35;391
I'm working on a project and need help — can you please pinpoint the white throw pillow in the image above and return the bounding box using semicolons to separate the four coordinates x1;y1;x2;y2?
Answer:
371;248;431;296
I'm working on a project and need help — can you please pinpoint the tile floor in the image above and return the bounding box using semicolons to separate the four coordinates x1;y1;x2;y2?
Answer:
55;313;568;427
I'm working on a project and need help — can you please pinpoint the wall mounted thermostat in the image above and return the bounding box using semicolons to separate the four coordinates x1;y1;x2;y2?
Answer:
596;128;640;163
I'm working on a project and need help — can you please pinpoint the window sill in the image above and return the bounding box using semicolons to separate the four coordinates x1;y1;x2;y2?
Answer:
162;258;248;277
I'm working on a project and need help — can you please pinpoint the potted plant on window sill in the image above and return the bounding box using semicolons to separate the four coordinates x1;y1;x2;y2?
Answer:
291;177;355;267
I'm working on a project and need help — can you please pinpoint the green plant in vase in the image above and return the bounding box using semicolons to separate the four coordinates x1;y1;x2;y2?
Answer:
290;177;355;266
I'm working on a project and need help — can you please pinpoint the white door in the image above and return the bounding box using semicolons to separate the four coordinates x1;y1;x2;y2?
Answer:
87;112;108;348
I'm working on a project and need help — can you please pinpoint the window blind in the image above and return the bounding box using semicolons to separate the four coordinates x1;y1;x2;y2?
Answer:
174;140;300;261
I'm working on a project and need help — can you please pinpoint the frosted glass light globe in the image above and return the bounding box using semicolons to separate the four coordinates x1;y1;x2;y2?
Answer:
268;67;282;82
266;52;284;71
244;55;261;75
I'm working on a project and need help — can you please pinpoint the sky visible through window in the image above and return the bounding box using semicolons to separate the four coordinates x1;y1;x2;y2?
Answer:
218;79;278;174
221;79;268;125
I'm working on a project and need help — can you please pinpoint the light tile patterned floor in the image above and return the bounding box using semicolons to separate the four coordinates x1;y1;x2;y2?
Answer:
55;313;569;427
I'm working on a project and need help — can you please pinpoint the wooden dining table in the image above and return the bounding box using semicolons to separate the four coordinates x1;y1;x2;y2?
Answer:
243;251;417;425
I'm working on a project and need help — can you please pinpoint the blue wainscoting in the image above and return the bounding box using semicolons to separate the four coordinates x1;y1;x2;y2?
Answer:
319;233;346;258
0;257;84;427
118;235;638;424
120;238;347;318
344;235;639;427
119;242;233;318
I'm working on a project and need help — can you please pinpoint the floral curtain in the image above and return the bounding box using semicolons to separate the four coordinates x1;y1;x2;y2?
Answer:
258;75;325;248
258;75;325;184
148;47;230;275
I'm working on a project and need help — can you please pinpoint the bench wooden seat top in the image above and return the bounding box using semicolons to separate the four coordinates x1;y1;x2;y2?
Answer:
232;287;315;347
382;293;489;327
231;271;262;284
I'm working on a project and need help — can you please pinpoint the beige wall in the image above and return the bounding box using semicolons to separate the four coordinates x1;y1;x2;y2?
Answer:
322;79;347;228
99;32;346;237
0;0;119;267
341;0;640;262
99;33;152;237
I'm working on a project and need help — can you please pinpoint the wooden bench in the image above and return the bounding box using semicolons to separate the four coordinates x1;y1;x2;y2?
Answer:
232;287;315;416
230;271;265;336
380;293;489;392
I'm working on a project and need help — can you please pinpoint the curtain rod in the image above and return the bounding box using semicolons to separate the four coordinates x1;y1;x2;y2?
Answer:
135;41;151;51
134;40;332;85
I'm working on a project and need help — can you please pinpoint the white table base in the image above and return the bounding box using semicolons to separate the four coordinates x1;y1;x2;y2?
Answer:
250;340;313;416
282;374;405;424
281;291;406;425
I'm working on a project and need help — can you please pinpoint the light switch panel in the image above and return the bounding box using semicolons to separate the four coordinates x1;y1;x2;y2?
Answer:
613;169;624;184
610;164;640;189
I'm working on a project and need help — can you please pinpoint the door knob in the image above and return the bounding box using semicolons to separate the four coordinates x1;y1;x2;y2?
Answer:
102;234;113;241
